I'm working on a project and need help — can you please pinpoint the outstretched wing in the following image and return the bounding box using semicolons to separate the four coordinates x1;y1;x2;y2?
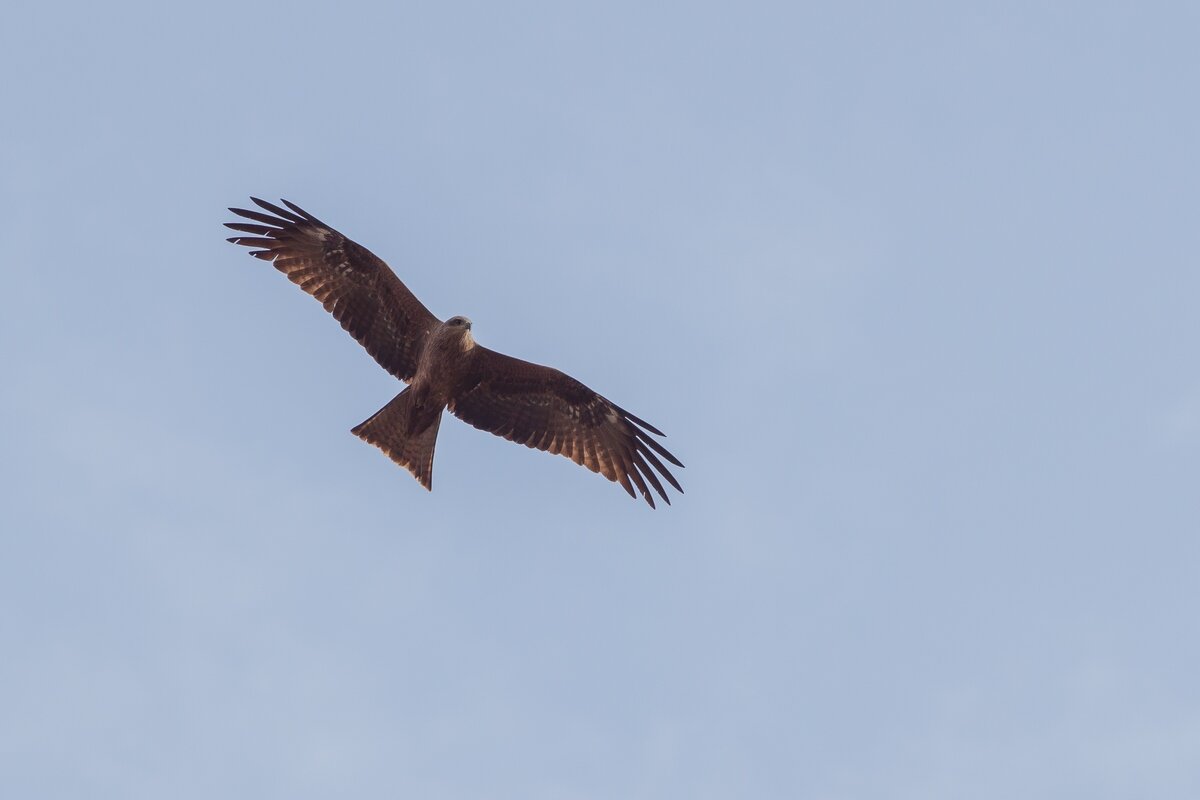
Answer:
225;198;439;381
448;347;684;508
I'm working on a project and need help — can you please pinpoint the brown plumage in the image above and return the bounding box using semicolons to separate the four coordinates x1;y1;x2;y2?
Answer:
226;198;683;507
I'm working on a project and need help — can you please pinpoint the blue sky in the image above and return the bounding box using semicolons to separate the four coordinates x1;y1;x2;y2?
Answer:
3;1;1198;797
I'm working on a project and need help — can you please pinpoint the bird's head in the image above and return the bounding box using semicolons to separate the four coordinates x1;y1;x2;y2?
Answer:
444;315;475;350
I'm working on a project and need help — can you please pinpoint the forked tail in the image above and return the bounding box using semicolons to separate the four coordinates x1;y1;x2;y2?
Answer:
351;387;443;490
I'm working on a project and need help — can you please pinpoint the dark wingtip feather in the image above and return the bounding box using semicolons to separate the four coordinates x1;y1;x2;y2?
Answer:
229;237;278;248
637;446;683;494
225;237;263;250
233;207;295;228
632;427;684;468
225;222;276;235
631;453;670;506
639;483;657;509
620;407;665;437
621;455;651;504
615;467;637;499
281;198;320;223
251;197;306;223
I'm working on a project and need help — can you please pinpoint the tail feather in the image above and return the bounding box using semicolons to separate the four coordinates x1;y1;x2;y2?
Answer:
351;388;443;490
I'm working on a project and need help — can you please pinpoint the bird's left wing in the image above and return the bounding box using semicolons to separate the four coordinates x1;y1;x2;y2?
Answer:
448;346;683;507
225;198;439;382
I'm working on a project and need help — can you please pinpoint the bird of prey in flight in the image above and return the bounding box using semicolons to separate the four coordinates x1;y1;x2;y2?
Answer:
225;198;683;507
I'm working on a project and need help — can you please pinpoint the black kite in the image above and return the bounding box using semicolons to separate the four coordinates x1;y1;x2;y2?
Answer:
225;198;683;507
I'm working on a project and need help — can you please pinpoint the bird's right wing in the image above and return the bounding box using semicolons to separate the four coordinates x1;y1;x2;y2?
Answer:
225;198;439;382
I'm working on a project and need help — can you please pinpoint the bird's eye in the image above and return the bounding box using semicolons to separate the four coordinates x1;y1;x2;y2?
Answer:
451;318;461;326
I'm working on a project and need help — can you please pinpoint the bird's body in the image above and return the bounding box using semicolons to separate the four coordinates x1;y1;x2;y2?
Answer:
226;198;682;507
412;316;476;405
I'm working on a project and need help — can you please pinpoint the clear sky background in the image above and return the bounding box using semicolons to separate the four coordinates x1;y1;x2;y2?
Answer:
2;2;1198;797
